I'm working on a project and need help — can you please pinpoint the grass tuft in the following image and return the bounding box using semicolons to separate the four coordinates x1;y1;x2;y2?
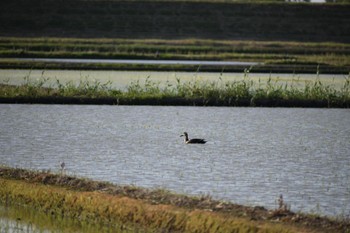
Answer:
1;72;349;107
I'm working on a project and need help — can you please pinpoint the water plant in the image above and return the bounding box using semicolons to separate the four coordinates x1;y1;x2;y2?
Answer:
0;72;349;107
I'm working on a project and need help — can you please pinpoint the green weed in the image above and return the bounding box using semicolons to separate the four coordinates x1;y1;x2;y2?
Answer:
0;72;349;107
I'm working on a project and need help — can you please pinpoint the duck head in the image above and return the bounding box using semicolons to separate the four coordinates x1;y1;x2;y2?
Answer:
180;132;188;138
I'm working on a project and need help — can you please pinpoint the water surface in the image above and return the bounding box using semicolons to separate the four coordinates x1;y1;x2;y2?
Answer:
15;58;260;66
1;105;349;217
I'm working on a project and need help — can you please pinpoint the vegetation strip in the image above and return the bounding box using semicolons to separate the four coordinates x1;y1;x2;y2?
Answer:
1;166;349;232
0;73;349;107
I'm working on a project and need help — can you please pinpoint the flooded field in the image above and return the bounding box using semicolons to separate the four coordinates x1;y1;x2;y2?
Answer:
1;105;349;217
14;58;260;66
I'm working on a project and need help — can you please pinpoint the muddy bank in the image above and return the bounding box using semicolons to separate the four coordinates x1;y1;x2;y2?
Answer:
1;59;348;74
1;96;349;108
0;166;349;233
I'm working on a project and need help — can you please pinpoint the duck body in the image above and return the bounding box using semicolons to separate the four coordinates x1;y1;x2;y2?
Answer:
180;132;207;144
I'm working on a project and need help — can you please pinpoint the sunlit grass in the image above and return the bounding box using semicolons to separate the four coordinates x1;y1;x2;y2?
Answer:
0;178;292;233
0;70;349;107
1;166;338;233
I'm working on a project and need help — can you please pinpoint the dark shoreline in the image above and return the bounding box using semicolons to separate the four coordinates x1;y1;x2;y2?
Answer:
0;61;348;74
1;96;349;108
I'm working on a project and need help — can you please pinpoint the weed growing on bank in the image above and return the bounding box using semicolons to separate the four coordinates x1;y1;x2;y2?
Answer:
0;71;349;107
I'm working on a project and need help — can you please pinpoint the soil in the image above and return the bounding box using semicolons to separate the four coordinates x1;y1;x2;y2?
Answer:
1;95;349;108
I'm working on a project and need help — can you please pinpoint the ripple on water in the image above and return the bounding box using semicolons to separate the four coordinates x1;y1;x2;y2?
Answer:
1;105;349;217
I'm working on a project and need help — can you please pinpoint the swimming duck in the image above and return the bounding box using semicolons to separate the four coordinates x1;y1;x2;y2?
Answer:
180;132;207;144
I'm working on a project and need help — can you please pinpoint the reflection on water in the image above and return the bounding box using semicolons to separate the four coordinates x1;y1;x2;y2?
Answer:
15;58;260;66
0;203;137;233
1;105;350;217
0;204;101;233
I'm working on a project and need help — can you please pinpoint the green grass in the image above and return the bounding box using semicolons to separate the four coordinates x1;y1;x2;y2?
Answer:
1;71;349;107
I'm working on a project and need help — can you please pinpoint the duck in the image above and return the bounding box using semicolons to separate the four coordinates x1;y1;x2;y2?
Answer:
180;132;207;144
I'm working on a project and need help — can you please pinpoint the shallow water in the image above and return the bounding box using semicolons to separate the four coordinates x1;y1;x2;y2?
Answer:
16;58;260;66
0;203;132;233
1;105;349;217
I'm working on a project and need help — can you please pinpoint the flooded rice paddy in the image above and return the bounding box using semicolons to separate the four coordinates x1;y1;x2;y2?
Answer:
1;105;349;217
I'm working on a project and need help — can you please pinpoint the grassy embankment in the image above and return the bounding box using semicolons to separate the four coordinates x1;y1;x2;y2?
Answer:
0;0;350;73
1;166;349;232
0;72;349;107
